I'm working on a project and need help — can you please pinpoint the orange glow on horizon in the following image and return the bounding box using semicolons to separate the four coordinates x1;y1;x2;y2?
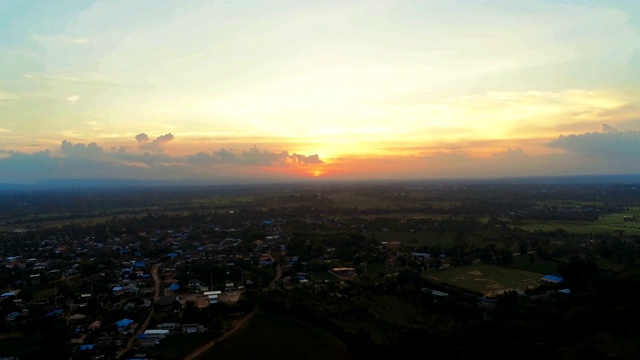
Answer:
310;169;324;177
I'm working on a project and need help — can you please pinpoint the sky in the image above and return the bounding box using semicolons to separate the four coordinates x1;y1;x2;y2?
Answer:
1;0;640;184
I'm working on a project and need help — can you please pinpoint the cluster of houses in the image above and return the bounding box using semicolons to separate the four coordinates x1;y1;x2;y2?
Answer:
0;219;288;357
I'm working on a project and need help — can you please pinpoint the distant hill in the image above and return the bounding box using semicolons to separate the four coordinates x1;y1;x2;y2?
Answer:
1;173;639;191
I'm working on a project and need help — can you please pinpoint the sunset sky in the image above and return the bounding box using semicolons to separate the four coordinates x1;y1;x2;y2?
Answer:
1;0;640;184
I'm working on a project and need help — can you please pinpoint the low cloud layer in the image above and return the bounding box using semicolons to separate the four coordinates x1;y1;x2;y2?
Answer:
547;124;640;157
2;126;640;184
0;134;325;183
136;133;174;153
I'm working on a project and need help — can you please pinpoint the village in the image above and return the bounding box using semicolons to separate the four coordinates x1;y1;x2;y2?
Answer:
1;182;639;359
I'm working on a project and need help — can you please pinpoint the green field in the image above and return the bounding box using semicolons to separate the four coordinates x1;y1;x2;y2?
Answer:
200;312;351;360
424;262;547;297
516;208;640;235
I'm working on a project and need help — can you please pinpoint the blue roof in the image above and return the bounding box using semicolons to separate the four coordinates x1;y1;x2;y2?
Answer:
46;309;63;317
116;318;134;328
168;283;180;291
541;275;564;283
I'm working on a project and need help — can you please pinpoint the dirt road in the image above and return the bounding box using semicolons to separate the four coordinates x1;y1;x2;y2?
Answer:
116;263;161;358
183;229;285;360
182;307;257;360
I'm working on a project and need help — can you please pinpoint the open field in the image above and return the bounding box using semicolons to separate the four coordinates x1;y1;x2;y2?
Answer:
424;262;547;297
515;208;640;235
374;230;493;250
199;312;351;360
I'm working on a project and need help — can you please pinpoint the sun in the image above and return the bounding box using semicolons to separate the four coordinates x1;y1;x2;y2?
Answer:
310;169;324;177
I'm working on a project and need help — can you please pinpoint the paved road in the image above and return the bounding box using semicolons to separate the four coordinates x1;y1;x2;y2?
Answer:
116;263;161;358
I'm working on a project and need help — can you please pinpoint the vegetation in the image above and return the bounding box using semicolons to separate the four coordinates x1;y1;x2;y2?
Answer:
1;180;640;359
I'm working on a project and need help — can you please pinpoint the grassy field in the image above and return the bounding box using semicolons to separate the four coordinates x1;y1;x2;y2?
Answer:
515;208;640;235
374;231;456;248
200;312;351;360
424;262;547;297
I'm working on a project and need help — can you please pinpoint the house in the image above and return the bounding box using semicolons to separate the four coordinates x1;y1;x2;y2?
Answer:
188;279;204;290
143;329;170;339
4;311;21;322
79;344;95;351
329;267;356;279
158;296;179;311
541;275;564;284
88;320;101;331
411;252;431;260
181;324;204;334
136;335;159;348
116;318;134;329
157;323;179;330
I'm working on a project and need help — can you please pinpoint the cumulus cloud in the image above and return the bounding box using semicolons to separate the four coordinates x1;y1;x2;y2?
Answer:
135;133;149;143
138;133;174;153
239;145;286;165
1;136;326;184
290;153;324;164
66;95;80;103
60;140;105;159
176;146;325;167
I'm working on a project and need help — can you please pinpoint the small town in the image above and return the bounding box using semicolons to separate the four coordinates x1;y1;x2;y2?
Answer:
1;181;639;359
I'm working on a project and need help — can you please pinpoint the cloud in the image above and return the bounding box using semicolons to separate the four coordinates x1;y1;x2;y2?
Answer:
135;133;149;143
0;128;9;133
22;73;115;86
31;34;93;45
66;95;80;103
181;147;324;167
138;133;174;153
547;125;640;157
61;140;105;159
290;153;324;164
238;145;286;165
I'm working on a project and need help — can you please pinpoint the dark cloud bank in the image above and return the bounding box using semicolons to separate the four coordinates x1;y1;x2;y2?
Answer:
0;133;323;184
2;126;640;184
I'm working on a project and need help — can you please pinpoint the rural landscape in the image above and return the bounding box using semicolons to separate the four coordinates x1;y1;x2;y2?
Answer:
1;178;640;359
2;1;640;359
